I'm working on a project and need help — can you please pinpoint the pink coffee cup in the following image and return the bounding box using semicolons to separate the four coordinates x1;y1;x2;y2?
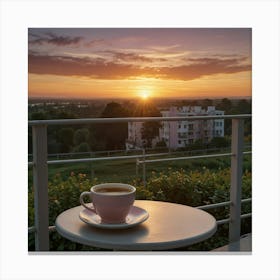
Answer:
79;183;136;224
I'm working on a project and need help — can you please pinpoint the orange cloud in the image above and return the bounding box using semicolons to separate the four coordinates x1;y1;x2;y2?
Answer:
28;54;251;81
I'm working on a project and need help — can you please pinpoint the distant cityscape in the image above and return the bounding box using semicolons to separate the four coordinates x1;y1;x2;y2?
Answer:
28;97;251;154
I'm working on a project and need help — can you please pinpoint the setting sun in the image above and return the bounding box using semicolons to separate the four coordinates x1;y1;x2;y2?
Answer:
28;28;252;99
139;89;151;100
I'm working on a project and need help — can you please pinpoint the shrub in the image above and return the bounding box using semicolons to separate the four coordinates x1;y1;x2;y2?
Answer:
28;168;251;251
29;172;97;250
72;142;91;153
142;168;251;206
134;167;251;251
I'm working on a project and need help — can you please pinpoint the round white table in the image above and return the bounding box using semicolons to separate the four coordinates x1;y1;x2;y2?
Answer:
55;200;217;251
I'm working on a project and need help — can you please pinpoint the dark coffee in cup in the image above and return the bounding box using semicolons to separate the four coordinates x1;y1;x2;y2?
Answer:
95;187;132;194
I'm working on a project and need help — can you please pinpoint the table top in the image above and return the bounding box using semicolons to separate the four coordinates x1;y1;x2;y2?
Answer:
55;200;217;251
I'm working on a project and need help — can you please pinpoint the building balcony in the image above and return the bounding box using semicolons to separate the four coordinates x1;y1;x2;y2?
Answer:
28;114;251;252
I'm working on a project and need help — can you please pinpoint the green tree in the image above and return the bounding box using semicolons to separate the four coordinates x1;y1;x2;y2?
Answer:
96;102;129;150
201;98;213;109
88;125;105;151
209;137;230;148
73;128;90;146
217;98;232;114
30;111;47;120
73;142;91;153
58;128;74;153
141;122;161;148
155;139;167;148
189;139;204;150
236;99;251;114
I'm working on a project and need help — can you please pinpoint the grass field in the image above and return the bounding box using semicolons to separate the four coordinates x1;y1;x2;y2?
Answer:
28;150;252;187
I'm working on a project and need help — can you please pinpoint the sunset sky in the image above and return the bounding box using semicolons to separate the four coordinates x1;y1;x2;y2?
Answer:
28;28;251;99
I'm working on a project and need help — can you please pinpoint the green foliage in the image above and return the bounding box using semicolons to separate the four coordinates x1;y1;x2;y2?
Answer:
141;168;251;207
96;102;128;150
236;99;251;114
73;142;91;153
201;98;213;108
208;137;230;148
141;168;252;251
189;139;204;150
73;128;90;146
101;102;128;118
48;173;97;226
155;140;167;148
31;111;48;120
29;172;99;251
216;98;232;113
28;167;251;251
58;128;74;153
141;121;161;148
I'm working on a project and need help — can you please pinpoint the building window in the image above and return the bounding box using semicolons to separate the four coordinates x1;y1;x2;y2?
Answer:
178;140;181;144
189;139;193;144
188;124;194;130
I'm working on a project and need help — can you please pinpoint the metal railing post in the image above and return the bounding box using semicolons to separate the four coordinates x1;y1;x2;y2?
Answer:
143;162;146;187
32;124;49;251
168;122;171;153
90;153;95;182
136;158;139;177
229;119;244;248
90;162;95;182
142;149;146;187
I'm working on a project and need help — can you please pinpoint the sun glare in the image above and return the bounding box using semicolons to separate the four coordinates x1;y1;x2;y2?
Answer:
139;89;151;100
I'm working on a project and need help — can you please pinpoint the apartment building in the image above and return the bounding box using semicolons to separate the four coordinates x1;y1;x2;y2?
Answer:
126;106;224;150
160;106;224;149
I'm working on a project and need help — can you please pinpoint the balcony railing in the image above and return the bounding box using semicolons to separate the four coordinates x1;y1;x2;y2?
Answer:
28;114;251;251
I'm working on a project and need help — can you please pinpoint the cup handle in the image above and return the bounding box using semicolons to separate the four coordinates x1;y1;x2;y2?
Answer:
80;191;95;212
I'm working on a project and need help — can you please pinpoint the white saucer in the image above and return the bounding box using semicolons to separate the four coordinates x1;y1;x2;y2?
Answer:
79;206;149;229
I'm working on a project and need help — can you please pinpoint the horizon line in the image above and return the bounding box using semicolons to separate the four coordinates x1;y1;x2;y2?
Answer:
28;95;252;101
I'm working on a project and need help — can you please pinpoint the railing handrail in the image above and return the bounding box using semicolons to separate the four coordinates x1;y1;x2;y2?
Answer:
28;114;251;126
28;149;251;166
28;144;252;158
